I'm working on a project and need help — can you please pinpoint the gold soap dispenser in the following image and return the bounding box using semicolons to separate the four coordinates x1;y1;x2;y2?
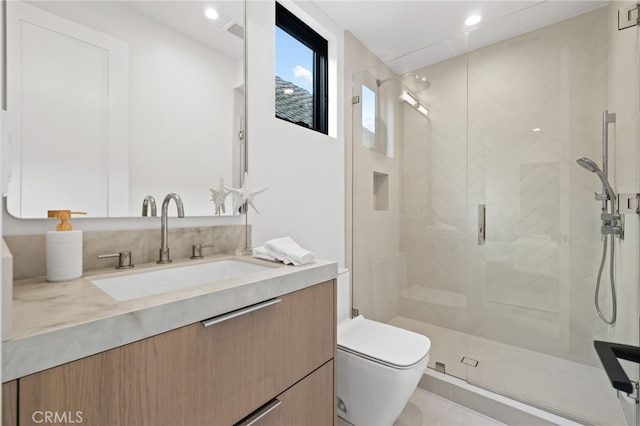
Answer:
45;210;86;282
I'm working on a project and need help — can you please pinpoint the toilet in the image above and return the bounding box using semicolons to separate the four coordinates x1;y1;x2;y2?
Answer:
336;269;431;426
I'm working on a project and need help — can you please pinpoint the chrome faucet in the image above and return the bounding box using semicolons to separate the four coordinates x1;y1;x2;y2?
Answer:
157;193;185;264
142;195;157;217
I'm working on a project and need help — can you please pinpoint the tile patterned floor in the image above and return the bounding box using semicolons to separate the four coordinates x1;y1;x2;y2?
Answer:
337;388;506;426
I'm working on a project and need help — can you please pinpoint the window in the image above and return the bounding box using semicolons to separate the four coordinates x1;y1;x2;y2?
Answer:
275;3;328;134
361;84;376;149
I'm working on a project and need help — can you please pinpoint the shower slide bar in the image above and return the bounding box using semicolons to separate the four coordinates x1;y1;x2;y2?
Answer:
600;111;616;210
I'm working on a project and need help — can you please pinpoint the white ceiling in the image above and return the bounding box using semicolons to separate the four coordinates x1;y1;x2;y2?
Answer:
122;1;244;59
313;0;608;73
117;1;608;74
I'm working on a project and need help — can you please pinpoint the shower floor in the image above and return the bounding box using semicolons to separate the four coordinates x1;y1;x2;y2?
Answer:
388;316;627;426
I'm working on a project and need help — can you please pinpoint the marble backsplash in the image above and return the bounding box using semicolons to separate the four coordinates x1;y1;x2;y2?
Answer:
5;225;250;280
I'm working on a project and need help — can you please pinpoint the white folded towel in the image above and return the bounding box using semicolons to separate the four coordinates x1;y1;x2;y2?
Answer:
252;246;278;262
263;236;316;266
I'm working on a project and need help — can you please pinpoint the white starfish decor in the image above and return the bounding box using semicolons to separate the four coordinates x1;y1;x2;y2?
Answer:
209;177;230;215
226;172;268;213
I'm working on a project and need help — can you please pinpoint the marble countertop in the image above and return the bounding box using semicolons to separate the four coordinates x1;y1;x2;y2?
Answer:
3;254;338;381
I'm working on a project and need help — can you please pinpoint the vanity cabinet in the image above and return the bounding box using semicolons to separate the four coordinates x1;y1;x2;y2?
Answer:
2;381;17;426
14;280;335;426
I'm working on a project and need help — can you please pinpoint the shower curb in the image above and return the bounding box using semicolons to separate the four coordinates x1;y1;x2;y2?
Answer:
419;369;585;426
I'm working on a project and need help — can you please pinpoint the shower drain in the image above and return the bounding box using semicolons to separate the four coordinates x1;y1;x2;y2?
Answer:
461;356;479;367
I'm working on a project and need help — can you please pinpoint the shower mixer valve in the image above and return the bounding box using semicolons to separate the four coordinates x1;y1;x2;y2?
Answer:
593;192;609;202
600;211;624;238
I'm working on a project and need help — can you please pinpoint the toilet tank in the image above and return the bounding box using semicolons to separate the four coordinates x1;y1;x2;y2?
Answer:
337;269;351;324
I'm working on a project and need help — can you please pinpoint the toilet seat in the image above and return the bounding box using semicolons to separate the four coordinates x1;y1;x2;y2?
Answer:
338;316;431;369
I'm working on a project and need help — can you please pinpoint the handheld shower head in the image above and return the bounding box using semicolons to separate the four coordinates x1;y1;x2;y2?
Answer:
577;157;600;173
576;157;616;201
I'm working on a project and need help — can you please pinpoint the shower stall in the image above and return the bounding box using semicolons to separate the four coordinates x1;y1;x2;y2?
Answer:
349;3;639;425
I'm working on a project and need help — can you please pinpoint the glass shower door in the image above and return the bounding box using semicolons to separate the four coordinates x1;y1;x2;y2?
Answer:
465;17;575;408
350;34;472;382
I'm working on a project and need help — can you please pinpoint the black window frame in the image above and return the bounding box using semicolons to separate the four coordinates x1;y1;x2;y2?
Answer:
275;2;328;134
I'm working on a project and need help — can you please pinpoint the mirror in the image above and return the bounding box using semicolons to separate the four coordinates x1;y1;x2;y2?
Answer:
5;0;245;218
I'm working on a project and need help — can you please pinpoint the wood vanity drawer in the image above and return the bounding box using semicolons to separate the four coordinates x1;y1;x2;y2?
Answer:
195;279;335;424
17;280;335;426
238;360;335;426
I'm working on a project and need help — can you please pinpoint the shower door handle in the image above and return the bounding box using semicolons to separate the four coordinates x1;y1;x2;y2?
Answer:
478;204;486;245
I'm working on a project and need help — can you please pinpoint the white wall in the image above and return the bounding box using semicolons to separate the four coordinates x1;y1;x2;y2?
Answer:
246;0;345;265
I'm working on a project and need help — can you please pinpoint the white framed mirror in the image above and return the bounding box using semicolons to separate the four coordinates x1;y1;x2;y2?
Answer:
5;0;245;218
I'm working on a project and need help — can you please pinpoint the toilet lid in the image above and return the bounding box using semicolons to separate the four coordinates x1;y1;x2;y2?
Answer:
337;316;431;369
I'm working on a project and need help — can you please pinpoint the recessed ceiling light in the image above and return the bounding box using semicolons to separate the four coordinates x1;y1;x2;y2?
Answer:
205;7;219;20
533;127;541;132
465;15;482;26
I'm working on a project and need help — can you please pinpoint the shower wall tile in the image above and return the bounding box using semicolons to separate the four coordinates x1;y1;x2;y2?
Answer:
612;217;639;346
615;120;640;189
351;60;404;323
399;52;468;332
477;7;607;366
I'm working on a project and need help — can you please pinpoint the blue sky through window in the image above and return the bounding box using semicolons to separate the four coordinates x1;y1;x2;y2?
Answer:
275;27;314;94
362;85;376;134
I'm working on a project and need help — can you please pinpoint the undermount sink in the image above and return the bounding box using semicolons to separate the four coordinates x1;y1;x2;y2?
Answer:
90;259;274;301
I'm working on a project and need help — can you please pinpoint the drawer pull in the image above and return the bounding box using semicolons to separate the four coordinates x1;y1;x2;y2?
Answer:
236;398;282;426
201;298;282;327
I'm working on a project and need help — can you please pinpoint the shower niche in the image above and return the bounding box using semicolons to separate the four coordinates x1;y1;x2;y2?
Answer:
373;172;389;211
